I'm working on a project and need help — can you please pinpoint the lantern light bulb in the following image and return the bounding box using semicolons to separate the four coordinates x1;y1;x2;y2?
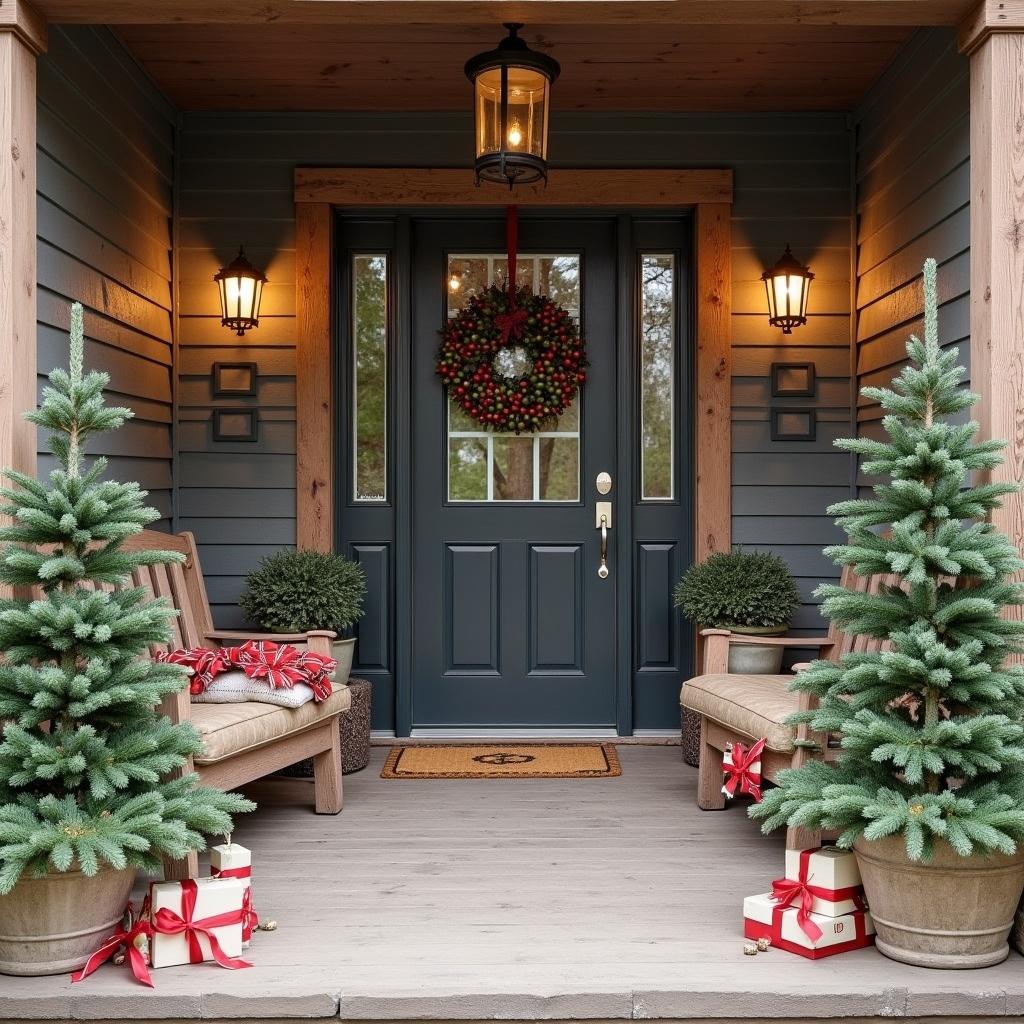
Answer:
449;273;462;292
507;120;523;147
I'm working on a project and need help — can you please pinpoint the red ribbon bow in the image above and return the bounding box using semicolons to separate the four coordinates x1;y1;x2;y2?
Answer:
71;901;154;988
211;866;260;939
769;848;864;943
722;737;766;802
494;306;528;345
152;879;252;971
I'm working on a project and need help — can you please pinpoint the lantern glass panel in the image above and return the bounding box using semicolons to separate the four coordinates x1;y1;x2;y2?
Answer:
506;67;548;158
475;68;503;157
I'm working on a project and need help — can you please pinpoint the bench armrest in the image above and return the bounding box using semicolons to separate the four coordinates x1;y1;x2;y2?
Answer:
205;629;337;657
698;629;834;673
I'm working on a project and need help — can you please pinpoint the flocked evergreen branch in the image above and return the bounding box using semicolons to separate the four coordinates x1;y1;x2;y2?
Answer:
0;302;252;894
751;259;1024;860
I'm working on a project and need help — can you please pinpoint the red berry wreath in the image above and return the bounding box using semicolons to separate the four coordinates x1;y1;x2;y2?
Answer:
436;284;587;433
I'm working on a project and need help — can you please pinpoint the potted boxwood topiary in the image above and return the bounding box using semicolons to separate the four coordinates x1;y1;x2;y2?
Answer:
674;548;801;673
0;305;251;976
241;549;366;684
751;260;1024;968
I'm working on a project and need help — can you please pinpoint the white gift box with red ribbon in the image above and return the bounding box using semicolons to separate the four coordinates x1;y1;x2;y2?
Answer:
721;738;765;802
211;841;258;945
149;877;251;970
772;847;865;918
743;892;874;960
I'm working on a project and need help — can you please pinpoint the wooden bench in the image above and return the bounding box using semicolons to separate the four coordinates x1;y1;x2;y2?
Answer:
121;530;350;878
680;565;897;849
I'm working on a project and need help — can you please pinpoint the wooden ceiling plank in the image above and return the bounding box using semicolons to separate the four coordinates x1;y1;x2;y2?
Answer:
38;0;972;26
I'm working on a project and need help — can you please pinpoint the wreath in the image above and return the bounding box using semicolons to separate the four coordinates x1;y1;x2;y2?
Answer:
436;283;587;433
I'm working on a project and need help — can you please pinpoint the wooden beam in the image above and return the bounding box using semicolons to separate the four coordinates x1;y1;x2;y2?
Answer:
694;202;732;564
34;0;972;25
0;0;46;54
295;202;333;553
295;168;733;206
0;2;42;497
968;31;1024;639
958;0;1024;52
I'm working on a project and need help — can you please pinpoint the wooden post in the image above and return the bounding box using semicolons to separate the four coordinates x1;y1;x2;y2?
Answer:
0;2;45;485
960;6;1024;632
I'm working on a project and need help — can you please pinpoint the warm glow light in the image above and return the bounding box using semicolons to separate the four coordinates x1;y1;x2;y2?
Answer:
449;273;462;292
762;245;813;334
214;247;267;336
465;23;560;188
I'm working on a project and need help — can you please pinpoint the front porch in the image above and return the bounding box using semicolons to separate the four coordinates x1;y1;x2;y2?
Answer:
4;746;1024;1022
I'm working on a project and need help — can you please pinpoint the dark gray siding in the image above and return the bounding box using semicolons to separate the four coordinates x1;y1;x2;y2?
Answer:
854;29;970;489
178;111;853;635
37;27;175;530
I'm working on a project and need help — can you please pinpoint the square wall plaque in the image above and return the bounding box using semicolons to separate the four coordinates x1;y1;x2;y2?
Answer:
770;361;816;398
212;362;257;397
213;409;259;442
771;407;817;442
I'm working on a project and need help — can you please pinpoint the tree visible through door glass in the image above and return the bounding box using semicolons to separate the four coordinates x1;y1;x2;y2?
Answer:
353;255;388;502
640;254;675;501
446;253;581;502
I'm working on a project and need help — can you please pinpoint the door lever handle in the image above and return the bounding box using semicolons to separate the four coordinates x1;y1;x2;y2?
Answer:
595;501;612;579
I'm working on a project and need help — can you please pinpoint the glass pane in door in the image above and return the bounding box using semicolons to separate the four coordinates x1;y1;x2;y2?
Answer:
445;253;581;503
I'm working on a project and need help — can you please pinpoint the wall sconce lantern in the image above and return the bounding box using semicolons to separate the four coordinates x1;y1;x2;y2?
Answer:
763;245;814;334
465;23;560;188
214;247;266;336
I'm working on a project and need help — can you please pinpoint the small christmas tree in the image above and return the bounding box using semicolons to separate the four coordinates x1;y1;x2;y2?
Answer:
752;259;1024;860
0;304;251;894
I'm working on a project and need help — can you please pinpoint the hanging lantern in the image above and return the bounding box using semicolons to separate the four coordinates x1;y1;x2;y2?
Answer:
762;245;813;334
465;23;560;188
214;247;267;336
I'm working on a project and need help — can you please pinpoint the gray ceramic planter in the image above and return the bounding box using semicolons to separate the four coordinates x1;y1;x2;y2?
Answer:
722;624;787;674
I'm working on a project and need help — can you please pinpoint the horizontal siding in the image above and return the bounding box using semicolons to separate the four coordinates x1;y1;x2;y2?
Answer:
854;28;970;493
36;27;175;529
179;110;854;636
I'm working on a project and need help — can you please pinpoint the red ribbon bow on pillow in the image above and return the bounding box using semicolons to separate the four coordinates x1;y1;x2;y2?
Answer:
233;640;306;690
721;737;766;802
152;879;252;971
157;647;229;695
71;901;154;988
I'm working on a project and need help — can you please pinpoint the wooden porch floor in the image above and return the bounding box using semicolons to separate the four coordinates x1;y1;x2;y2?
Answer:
4;745;1024;1022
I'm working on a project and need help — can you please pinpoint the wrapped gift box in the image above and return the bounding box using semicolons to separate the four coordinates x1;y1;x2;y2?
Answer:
149;877;247;969
773;847;865;917
744;892;874;960
211;841;256;944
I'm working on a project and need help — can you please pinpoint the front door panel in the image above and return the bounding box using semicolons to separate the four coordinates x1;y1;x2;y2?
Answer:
411;218;618;728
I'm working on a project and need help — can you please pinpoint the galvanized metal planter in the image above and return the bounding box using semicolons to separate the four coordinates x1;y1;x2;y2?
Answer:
855;836;1024;969
0;865;136;976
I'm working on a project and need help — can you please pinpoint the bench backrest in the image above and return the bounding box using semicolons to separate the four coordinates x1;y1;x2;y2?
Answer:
119;530;214;654
826;565;902;662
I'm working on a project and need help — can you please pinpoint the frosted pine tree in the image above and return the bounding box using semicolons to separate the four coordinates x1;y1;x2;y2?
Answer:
0;304;251;893
752;259;1024;859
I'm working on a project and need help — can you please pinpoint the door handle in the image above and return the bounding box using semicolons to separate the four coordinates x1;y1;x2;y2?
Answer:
596;501;612;579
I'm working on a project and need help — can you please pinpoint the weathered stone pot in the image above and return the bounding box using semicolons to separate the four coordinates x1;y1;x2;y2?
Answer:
0;864;136;976
332;636;356;686
855;835;1024;969
723;625;787;674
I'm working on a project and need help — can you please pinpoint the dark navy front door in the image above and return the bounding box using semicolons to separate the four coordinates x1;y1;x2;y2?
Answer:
412;218;618;729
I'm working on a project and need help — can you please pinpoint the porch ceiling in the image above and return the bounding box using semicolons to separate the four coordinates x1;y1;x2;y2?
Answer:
113;22;914;111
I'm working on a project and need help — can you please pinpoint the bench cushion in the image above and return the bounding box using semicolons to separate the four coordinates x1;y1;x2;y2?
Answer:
680;673;797;753
192;685;351;765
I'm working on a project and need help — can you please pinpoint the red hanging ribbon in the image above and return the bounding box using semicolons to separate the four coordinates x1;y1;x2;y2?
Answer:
494;205;527;344
71;902;154;988
769;848;865;943
506;204;518;306
721;737;766;802
152;879;252;971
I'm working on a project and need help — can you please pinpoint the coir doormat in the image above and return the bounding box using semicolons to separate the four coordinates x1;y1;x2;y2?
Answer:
381;743;621;779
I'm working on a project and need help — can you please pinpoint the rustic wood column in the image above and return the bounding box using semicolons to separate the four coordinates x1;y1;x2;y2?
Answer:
0;1;45;482
960;6;1024;621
